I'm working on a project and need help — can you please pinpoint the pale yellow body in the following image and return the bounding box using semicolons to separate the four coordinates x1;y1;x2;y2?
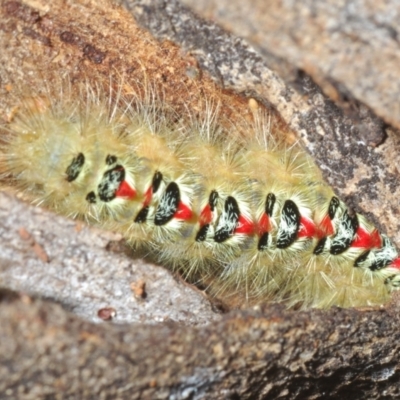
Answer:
1;81;398;309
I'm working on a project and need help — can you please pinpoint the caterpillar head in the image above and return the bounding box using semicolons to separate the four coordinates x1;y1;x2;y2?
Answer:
2;96;141;222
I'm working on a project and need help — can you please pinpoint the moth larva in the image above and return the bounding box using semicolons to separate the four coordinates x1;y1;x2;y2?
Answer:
1;77;399;309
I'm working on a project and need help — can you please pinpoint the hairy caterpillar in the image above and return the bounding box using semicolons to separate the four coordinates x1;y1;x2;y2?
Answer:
1;77;400;310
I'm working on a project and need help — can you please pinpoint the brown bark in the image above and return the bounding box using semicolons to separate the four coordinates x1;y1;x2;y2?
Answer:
1;0;400;398
2;290;400;399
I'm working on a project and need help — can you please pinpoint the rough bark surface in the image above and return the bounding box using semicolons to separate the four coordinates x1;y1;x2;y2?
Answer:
2;291;400;399
180;0;400;130
1;0;400;399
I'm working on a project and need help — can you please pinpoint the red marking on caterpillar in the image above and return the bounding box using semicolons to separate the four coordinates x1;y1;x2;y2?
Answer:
257;214;271;236
234;215;255;235
2;77;400;309
143;187;153;207
174;202;192;220
390;258;400;270
199;204;213;226
351;227;382;249
115;180;136;199
317;215;335;237
298;217;316;239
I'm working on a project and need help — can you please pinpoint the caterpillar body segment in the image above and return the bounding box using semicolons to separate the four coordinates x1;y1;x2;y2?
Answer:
2;80;400;309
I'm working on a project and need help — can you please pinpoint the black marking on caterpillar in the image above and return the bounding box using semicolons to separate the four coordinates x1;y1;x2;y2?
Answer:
214;196;240;243
195;190;219;242
65;152;85;182
98;165;125;202
134;206;149;223
257;193;276;251
105;154;118;165
135;171;164;223
154;181;181;226
265;193;276;217
328;196;340;219
313;237;327;255
257;232;270;251
330;210;359;255
152;171;163;194
209;190;219;212
195;224;210;242
276;200;300;249
86;191;97;204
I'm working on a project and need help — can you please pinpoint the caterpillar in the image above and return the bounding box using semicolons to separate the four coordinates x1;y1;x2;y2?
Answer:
1;76;400;310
